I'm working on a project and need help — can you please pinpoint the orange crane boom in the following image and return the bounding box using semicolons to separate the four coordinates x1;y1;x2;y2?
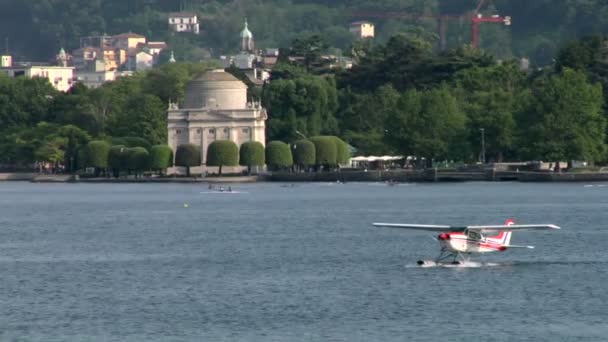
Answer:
350;0;511;50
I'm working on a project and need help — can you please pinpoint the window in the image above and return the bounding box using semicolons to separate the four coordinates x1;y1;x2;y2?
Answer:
242;128;249;134
176;129;181;134
196;129;201;133
224;128;229;133
209;129;215;134
467;230;481;241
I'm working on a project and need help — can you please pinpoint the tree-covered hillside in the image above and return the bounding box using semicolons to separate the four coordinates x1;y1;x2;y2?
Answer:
2;0;608;65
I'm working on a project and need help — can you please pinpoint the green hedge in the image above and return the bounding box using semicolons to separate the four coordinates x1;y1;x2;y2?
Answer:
266;141;293;170
291;139;316;167
330;136;350;165
239;141;265;173
175;143;201;176
123;136;152;151
310;136;337;166
127;147;150;172
207;140;239;175
150;145;173;172
108;145;128;177
85;140;111;169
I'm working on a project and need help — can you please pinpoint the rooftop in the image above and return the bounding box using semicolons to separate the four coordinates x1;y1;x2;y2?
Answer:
113;32;146;39
192;69;241;82
169;12;197;18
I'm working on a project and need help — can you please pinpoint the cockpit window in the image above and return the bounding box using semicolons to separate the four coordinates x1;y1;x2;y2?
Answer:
467;230;481;240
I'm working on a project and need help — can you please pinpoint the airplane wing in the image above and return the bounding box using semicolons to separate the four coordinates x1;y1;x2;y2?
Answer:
372;223;461;232
466;224;561;233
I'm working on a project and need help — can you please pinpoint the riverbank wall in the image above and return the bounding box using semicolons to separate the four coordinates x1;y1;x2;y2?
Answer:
3;170;608;183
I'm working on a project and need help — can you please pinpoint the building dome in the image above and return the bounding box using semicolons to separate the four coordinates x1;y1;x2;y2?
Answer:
183;69;248;109
240;19;253;39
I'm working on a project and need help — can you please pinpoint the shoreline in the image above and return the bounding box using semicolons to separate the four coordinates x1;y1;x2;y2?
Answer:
3;170;608;183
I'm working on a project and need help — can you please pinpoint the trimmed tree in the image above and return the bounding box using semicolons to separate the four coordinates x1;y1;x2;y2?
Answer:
310;136;337;168
291;139;316;170
266;141;293;171
239;141;265;174
150;145;173;175
85;140;110;176
330;136;350;165
122;136;152;151
108;145;128;178
175;143;201;177
77;147;88;170
127;147;150;177
207;140;239;176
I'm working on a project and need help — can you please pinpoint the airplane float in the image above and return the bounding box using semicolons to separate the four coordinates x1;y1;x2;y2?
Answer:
372;219;560;266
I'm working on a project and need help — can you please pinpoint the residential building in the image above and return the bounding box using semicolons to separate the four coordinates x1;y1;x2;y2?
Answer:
80;35;112;49
128;51;154;71
112;32;146;52
349;21;375;38
1;55;12;68
143;41;168;56
74;70;116;88
168;12;200;34
1;54;74;92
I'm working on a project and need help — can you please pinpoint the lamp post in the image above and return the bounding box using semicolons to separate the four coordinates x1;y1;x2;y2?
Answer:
295;130;308;139
70;156;74;174
480;128;486;164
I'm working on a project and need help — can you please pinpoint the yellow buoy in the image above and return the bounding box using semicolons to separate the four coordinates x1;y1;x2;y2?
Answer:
183;203;189;208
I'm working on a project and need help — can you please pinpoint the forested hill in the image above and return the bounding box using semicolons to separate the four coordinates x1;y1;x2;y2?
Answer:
1;0;608;65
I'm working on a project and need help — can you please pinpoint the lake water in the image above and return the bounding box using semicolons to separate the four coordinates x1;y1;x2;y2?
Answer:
0;181;607;341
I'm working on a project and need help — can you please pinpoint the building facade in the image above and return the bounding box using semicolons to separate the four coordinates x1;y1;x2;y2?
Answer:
349;21;375;38
168;12;200;34
1;65;74;92
167;69;266;174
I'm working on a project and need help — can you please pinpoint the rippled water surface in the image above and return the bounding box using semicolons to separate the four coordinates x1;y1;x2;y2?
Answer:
1;182;607;341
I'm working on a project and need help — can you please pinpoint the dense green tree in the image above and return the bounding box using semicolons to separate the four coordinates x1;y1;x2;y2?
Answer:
384;87;467;167
47;93;102;135
175;143;201;177
206;140;239;175
58;125;91;172
310;136;338;167
518;68;606;164
451;62;527;162
239;141;265;174
106;94;166;145
265;141;293;171
149;145;173;174
85;140;111;175
35;136;67;166
263;74;338;142
291;139;316;169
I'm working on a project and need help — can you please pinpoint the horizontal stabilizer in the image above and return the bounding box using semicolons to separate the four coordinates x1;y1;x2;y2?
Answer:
503;245;535;249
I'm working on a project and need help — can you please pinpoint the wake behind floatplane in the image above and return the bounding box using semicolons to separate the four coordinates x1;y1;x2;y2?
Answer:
373;219;560;266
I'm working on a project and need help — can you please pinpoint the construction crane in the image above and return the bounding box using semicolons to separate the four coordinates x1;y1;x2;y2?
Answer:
350;10;460;51
470;0;511;49
351;0;511;50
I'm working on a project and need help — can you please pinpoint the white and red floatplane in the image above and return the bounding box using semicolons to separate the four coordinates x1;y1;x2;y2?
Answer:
373;219;560;266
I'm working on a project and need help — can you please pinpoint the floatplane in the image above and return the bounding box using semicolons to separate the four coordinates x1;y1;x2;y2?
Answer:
373;219;560;266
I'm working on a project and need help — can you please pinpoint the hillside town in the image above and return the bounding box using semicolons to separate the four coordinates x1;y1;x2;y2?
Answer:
0;14;365;92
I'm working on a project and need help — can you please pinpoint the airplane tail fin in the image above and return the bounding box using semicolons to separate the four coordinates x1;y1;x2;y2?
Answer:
488;219;513;245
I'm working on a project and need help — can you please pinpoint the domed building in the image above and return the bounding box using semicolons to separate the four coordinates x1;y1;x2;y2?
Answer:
167;69;267;173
